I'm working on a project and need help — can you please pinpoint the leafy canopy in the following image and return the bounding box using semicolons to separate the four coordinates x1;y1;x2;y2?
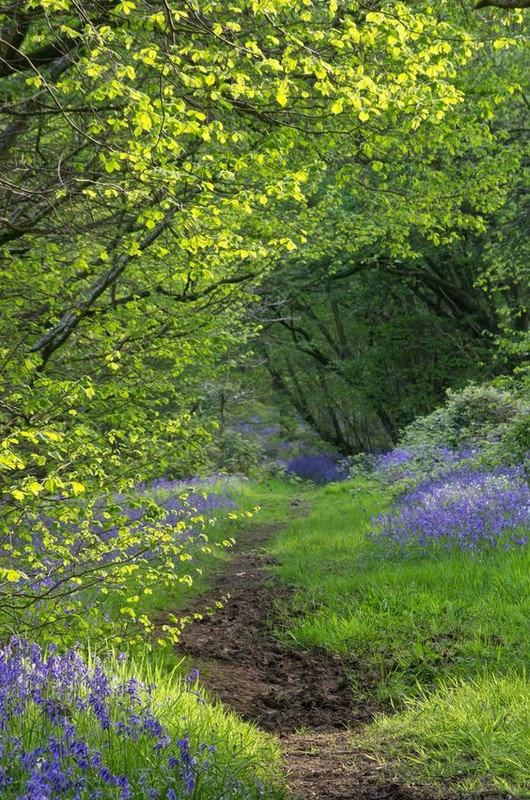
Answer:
0;0;526;642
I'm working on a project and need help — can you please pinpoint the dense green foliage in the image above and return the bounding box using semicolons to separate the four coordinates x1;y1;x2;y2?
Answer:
249;2;529;450
258;258;494;453
1;0;528;640
399;382;530;469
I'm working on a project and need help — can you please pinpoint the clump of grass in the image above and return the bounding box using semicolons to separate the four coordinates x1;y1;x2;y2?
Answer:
362;672;530;797
0;639;284;799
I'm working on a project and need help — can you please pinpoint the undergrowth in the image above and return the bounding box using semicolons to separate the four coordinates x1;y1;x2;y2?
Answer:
0;643;284;800
266;476;530;797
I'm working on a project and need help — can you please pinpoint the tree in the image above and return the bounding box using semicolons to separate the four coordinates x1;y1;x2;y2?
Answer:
250;0;528;453
4;0;500;642
475;1;530;9
258;241;495;454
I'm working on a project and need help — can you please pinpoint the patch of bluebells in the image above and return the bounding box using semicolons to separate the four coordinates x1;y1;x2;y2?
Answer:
369;466;530;555
285;453;349;485
0;639;254;800
372;445;479;489
6;478;238;602
231;414;324;463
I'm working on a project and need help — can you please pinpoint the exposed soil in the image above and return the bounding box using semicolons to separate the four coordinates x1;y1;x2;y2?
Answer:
168;504;514;800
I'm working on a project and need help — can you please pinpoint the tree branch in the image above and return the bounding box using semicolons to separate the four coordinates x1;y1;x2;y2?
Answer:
475;0;530;8
29;207;180;363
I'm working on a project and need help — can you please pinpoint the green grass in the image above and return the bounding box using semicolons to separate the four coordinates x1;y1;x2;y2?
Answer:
3;647;285;800
363;673;530;796
110;653;285;800
230;476;308;524
80;474;530;797
269;477;530;700
265;476;530;796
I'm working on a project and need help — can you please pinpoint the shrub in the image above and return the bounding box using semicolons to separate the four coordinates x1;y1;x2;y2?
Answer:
400;383;521;452
213;431;265;476
374;383;530;491
484;408;530;471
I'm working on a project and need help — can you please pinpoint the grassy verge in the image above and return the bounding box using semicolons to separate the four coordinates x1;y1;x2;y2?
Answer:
267;476;530;796
84;480;296;795
111;652;286;800
230;476;307;524
363;672;530;797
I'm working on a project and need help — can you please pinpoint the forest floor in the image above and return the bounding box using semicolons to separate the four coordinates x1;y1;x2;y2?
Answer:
171;500;433;800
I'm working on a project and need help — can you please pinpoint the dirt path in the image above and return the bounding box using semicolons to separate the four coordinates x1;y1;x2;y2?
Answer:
172;508;427;800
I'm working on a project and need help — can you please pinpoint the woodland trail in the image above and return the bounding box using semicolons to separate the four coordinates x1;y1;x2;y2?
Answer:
172;501;427;800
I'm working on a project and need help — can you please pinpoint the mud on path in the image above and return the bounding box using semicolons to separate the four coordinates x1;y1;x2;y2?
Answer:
170;508;443;800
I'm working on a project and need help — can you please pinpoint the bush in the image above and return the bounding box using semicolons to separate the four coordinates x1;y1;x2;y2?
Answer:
373;383;530;491
400;383;521;452
485;408;530;471
213;431;265;476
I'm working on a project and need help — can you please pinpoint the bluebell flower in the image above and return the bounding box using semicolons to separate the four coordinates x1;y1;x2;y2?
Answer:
98;766;113;784
370;466;530;554
185;668;200;684
285;453;348;484
0;639;237;799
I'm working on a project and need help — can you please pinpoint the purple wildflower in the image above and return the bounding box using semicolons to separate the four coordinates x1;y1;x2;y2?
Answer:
185;668;200;684
370;466;530;554
0;639;223;799
285;453;349;484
